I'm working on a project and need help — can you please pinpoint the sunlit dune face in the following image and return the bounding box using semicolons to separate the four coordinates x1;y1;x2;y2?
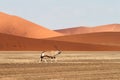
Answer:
0;12;63;39
55;24;120;35
1;12;120;51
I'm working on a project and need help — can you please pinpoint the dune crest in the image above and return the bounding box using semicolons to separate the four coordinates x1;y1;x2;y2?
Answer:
55;24;120;35
1;12;120;51
0;12;63;38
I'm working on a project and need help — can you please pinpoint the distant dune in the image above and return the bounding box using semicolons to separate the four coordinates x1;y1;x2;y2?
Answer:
48;32;120;46
55;24;120;35
1;12;120;51
0;12;63;38
55;26;89;35
0;33;120;51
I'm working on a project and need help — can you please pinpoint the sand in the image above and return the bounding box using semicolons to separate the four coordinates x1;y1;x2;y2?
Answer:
55;24;120;35
0;51;120;80
0;12;63;39
48;32;120;46
0;33;120;50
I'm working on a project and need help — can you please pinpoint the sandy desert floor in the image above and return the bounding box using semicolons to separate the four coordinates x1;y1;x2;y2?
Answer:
0;51;120;80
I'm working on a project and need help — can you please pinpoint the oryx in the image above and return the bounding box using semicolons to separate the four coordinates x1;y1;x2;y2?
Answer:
39;46;62;63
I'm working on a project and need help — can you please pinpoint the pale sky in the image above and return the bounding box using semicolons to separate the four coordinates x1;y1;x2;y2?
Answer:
0;0;120;29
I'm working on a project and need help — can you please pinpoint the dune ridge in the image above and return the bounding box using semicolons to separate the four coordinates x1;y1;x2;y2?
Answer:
0;12;63;38
0;12;120;51
55;24;120;35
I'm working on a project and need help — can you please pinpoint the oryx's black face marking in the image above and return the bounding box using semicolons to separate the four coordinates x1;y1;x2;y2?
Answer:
58;51;61;54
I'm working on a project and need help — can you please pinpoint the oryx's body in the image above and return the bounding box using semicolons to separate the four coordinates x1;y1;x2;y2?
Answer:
39;51;61;63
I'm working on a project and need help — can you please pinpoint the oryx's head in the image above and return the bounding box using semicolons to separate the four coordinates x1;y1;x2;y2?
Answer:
58;51;61;54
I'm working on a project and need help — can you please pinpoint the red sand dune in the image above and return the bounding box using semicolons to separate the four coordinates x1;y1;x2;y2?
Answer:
1;12;120;51
0;33;120;51
55;24;120;35
0;12;63;38
48;32;120;46
55;26;89;35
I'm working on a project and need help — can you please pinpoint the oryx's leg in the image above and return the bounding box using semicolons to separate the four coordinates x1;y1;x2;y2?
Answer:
50;58;56;63
39;58;41;63
42;57;49;63
54;58;57;63
39;56;43;63
43;57;49;63
50;58;54;63
44;58;48;63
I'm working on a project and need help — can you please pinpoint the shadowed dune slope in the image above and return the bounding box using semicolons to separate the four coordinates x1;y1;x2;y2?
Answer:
55;24;120;35
55;26;89;35
0;12;62;38
48;32;120;46
0;33;120;51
